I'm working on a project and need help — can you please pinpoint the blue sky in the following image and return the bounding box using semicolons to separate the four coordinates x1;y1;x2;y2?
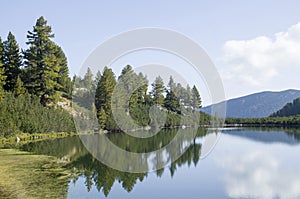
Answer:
1;1;300;103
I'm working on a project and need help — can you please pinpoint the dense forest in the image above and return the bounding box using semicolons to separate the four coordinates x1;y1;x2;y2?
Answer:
0;16;75;137
74;65;209;132
270;97;300;117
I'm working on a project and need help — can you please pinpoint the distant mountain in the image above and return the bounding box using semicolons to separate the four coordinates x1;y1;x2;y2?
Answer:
201;89;300;118
271;97;300;117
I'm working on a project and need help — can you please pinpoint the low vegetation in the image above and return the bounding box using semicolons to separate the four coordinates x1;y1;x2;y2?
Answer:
0;149;70;199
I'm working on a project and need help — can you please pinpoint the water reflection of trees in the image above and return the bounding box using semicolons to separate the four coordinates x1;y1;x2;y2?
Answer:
21;128;208;197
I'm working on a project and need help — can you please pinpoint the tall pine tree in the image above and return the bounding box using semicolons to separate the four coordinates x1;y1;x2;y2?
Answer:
191;85;202;110
95;66;117;129
3;32;22;92
164;76;180;112
24;16;61;106
0;38;6;101
150;76;165;106
55;45;72;97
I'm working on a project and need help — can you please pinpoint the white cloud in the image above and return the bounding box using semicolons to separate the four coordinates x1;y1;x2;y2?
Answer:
219;22;300;98
218;150;300;199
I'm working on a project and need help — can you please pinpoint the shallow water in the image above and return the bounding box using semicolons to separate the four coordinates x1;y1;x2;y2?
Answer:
4;128;300;199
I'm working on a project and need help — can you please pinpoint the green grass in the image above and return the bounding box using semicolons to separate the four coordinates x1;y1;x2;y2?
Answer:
0;132;77;148
0;149;71;199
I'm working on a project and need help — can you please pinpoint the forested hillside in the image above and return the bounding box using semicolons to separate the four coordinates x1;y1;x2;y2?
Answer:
202;89;300;118
271;97;300;117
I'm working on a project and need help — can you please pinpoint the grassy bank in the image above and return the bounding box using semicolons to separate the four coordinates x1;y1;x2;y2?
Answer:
0;149;71;199
0;132;77;148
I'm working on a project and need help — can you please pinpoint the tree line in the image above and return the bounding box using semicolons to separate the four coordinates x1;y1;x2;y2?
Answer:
74;65;208;131
0;16;74;137
0;16;72;104
0;16;207;137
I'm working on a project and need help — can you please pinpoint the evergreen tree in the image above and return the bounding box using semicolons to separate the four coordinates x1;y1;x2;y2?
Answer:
83;67;94;91
0;38;6;101
191;85;202;110
164;91;180;113
164;76;180;112
24;16;61;106
14;75;26;96
3;32;22;92
55;45;72;97
98;107;107;129
95;67;116;129
137;72;148;104
150;76;165;106
167;76;176;92
94;70;101;88
117;65;139;112
184;84;192;108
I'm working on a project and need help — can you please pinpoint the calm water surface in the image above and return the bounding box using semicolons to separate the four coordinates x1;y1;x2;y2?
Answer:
19;128;300;199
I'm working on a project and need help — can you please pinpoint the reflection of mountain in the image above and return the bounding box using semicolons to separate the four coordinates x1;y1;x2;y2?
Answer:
20;128;208;197
223;129;300;145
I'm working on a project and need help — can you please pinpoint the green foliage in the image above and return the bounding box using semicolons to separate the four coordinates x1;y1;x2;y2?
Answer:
164;91;180;113
150;76;165;106
14;75;26;97
55;45;72;98
0;92;75;138
225;115;300;127
191;85;202;110
0;38;6;101
3;32;22;92
24;16;62;106
95;67;117;129
92;65;205;131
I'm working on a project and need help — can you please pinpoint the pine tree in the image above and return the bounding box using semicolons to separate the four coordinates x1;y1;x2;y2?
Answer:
98;107;107;129
167;76;176;92
0;38;6;101
94;70;101;88
55;45;72;96
191;85;202;110
137;72;148;104
3;32;22;92
184;84;192;108
117;65;139;112
83;67;94;91
24;16;61;106
150;76;165;106
164;90;180;112
164;76;180;112
95;67;117;129
14;75;26;96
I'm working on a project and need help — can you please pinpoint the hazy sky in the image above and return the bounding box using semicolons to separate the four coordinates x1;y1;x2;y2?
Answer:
1;1;300;103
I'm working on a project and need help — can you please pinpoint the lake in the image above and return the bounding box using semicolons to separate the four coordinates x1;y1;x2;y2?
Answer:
1;128;300;199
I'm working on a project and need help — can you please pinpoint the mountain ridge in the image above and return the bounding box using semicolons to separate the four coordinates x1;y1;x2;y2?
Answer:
201;89;300;118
